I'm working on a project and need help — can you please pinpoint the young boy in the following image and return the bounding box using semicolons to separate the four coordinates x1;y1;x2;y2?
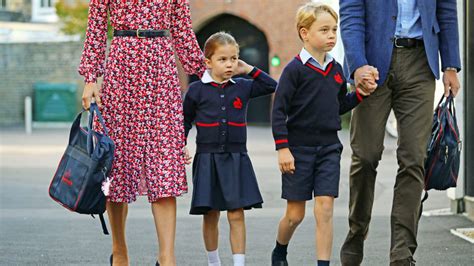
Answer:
270;3;375;266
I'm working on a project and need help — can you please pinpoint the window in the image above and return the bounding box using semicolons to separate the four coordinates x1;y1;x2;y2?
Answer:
40;0;53;8
32;0;58;22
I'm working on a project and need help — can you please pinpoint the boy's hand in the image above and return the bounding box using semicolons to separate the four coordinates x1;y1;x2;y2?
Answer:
356;86;371;96
278;148;295;174
355;65;379;94
184;147;193;165
235;59;253;76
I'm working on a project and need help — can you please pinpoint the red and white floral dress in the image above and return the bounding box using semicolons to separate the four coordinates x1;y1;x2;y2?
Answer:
78;0;206;203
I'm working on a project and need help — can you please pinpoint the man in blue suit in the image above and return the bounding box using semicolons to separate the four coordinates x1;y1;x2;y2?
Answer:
339;0;461;265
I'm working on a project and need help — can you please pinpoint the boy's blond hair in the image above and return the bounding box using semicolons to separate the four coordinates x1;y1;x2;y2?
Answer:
204;32;239;59
296;2;339;41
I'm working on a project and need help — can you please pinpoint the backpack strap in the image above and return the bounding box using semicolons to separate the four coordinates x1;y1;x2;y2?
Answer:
421;191;429;203
99;213;109;235
418;191;429;220
91;214;109;235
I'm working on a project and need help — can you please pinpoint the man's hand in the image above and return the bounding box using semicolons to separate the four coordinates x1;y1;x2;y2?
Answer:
354;65;379;94
443;69;461;97
184;147;193;165
235;59;253;76
82;82;102;109
278;148;295;174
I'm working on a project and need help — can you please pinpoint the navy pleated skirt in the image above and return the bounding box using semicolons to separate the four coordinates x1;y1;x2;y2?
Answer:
190;152;263;215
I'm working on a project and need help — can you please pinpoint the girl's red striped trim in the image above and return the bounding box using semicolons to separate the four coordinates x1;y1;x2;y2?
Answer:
252;69;262;78
196;122;219;127
228;122;246;127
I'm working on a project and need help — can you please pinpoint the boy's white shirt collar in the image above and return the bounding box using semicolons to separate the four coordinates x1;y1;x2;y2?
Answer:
299;48;333;70
201;70;236;84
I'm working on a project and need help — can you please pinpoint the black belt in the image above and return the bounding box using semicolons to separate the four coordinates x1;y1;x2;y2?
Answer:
113;29;170;38
393;37;424;48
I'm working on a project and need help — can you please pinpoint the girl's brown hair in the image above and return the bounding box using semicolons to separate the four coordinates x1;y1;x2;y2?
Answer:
204;32;239;59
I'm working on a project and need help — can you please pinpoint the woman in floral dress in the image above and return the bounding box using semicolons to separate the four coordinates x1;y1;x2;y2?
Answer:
78;1;205;265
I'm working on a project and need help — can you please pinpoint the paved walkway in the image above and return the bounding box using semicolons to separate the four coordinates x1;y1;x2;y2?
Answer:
1;127;472;265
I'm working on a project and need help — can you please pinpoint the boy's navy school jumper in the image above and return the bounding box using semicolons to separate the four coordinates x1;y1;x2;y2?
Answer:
272;49;367;200
184;68;277;214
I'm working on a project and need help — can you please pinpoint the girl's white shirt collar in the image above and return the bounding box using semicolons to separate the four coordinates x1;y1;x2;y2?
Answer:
201;70;236;84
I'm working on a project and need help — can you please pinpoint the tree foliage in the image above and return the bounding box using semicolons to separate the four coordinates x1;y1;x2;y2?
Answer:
55;0;113;39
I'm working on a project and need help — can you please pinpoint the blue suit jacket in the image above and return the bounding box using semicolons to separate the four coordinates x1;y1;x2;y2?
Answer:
340;0;461;84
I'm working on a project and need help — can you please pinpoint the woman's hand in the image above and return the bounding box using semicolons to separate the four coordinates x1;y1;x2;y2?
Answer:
184;146;193;165
278;148;295;174
235;59;253;76
82;82;102;109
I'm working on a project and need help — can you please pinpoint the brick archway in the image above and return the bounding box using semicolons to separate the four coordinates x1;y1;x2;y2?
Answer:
195;13;269;72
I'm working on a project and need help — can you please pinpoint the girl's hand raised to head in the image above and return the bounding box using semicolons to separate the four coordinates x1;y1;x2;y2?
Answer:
82;82;102;110
184;146;193;165
278;148;295;174
235;59;254;76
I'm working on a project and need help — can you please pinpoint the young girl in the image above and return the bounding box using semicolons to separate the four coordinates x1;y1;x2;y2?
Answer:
270;3;374;266
183;32;277;266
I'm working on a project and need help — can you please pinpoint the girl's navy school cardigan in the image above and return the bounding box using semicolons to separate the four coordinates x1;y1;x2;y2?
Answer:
184;67;277;153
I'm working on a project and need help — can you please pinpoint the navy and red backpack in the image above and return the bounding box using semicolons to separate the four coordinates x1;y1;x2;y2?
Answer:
49;103;114;234
423;95;462;200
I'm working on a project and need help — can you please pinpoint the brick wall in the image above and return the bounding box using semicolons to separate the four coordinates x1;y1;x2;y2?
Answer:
0;1;310;125
0;41;84;126
189;0;308;79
